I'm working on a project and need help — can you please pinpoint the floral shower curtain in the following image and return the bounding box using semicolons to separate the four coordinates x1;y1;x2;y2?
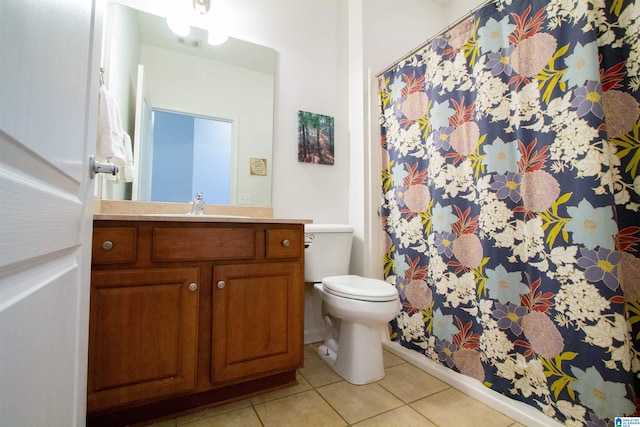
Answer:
378;0;639;424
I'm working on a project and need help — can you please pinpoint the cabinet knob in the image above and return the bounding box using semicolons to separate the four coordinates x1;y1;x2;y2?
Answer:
217;280;226;289
188;282;198;292
102;241;114;251
282;239;290;247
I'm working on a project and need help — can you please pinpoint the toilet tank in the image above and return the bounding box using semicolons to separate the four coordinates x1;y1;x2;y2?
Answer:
304;224;354;282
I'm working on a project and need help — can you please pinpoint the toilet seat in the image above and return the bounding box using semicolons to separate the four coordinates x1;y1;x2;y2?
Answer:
322;275;398;302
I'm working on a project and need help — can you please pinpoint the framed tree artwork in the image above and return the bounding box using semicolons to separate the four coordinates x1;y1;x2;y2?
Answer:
298;110;334;165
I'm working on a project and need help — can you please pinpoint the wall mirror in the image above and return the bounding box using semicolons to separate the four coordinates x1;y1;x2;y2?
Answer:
103;1;275;207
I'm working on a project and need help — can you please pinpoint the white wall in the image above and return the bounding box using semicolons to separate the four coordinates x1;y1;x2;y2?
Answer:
447;0;488;24
227;0;351;223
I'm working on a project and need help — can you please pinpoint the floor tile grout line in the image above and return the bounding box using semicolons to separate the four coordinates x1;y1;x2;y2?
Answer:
302;361;351;426
250;403;266;427
374;370;453;406
251;385;351;427
313;385;352;426
301;353;398;427
306;349;450;425
302;361;410;426
302;348;423;425
164;344;518;426
404;400;444;427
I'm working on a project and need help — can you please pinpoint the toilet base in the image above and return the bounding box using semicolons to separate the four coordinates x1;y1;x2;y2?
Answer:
317;320;386;385
317;344;337;366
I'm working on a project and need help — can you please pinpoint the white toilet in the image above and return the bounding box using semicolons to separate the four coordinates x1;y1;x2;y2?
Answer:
304;224;401;385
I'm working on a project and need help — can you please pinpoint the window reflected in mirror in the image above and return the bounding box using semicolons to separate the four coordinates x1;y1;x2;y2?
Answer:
148;110;233;204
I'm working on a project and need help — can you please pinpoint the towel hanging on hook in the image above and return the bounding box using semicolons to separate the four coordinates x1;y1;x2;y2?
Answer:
99;67;105;86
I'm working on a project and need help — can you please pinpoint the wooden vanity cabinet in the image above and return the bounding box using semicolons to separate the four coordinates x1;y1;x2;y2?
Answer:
87;220;305;425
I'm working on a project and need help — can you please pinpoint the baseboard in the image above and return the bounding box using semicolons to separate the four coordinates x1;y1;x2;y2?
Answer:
304;329;324;345
383;341;564;427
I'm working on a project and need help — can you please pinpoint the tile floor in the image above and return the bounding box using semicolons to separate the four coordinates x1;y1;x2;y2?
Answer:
147;343;525;427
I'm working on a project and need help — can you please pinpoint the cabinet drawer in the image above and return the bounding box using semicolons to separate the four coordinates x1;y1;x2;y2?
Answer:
92;227;137;265
153;228;256;261
266;229;302;259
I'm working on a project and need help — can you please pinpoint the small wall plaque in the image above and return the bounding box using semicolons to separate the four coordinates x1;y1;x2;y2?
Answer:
250;158;268;176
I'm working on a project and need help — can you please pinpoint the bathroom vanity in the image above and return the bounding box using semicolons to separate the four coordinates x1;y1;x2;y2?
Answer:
87;214;308;426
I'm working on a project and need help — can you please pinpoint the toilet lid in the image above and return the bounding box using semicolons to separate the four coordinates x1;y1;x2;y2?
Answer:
322;275;399;302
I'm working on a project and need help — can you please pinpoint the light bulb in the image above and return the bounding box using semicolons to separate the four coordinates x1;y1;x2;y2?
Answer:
206;0;229;45
167;0;191;36
167;16;190;36
207;29;229;45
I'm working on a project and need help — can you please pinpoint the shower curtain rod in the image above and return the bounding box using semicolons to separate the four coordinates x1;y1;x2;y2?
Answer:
375;0;497;78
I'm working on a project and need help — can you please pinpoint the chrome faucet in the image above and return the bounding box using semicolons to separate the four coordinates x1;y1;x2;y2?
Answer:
190;192;205;215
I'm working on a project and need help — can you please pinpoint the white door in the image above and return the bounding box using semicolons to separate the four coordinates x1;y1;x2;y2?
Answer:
0;0;102;425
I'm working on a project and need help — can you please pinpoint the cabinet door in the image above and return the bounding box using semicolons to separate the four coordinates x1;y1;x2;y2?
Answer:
87;267;199;411
212;262;304;383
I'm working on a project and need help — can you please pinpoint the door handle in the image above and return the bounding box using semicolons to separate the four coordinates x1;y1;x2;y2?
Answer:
90;155;119;179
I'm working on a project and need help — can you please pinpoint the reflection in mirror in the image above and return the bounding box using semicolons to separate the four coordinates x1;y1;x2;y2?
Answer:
148;110;233;204
102;1;275;207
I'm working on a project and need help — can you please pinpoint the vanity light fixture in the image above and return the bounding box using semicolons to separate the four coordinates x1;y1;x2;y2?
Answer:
193;0;212;14
166;0;229;46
